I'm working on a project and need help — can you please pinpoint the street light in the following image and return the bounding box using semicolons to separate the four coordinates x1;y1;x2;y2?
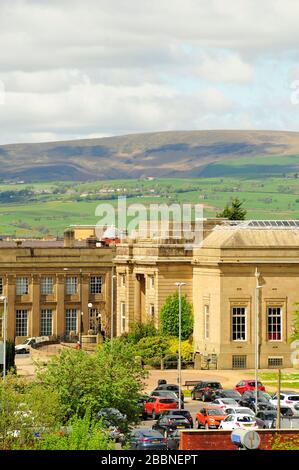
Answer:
255;268;262;414
0;295;7;380
175;282;186;411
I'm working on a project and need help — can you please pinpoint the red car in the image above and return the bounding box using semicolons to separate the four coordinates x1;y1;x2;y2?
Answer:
195;405;227;429
235;380;265;395
144;397;178;419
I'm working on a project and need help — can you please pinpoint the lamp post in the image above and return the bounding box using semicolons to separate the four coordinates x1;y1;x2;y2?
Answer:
0;295;7;380
255;268;262;414
175;282;186;411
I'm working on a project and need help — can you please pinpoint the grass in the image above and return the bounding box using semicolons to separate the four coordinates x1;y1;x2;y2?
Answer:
2;162;299;236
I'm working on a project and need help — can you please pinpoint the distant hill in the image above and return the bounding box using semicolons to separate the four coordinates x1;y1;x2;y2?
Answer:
1;130;299;181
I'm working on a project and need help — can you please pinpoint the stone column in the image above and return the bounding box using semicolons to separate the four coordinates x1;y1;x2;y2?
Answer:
81;273;89;334
134;275;141;324
6;275;16;340
56;274;65;337
31;274;40;337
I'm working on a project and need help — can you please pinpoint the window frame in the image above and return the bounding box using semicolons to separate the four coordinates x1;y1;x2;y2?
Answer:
231;306;247;342
267;306;282;342
16;309;28;336
66;276;78;295
40;276;54;295
40;309;53;336
120;302;126;333
204;305;210;340
65;308;78;334
16;277;29;295
90;276;103;294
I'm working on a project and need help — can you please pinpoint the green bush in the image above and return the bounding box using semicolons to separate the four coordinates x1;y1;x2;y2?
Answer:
126;322;158;344
136;336;170;361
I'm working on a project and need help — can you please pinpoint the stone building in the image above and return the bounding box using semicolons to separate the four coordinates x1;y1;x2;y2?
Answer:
0;230;115;343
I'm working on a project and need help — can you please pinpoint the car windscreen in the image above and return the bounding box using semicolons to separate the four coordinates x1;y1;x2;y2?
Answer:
237;416;254;422
207;409;226;416
289;396;299;401
159;399;176;404
247;381;262;387
205;383;221;389
222;399;237;404
141;430;163;438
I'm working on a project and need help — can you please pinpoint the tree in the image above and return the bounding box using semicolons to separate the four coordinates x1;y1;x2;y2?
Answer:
36;341;146;426
217;197;247;220
160;292;193;340
126;322;158;344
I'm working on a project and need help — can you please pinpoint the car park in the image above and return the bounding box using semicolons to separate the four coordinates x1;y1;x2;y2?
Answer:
152;414;191;436
191;381;223;401
143;397;178;419
219;414;258;430
235;380;265;395
195;406;226;429
211;398;239;411
128;428;167;450
160;409;193;428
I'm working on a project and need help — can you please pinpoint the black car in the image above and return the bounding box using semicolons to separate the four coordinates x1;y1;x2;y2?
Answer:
191;381;223;401
255;410;279;428
167;429;184;450
152;414;191;437
136;395;150;419
95;408;127;440
128;428;167;450
214;389;242;403
160;409;193;428
239;395;272;411
153;384;185;402
242;390;271;401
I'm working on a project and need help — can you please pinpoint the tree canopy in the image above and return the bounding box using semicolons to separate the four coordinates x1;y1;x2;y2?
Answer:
217;197;247;220
160;292;193;340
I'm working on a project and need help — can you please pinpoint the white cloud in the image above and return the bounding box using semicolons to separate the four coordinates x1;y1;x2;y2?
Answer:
0;0;298;143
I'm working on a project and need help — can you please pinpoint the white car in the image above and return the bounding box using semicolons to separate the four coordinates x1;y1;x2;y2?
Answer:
270;391;299;412
219;414;258;430
224;406;255;417
211;398;239;411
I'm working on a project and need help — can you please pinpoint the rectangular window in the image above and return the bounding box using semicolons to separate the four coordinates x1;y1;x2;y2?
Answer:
232;355;247;369
16;277;29;295
204;305;209;340
149;304;155;319
0;277;3;295
41;277;54;295
16;310;28;336
232;307;247;341
120;274;126;287
267;307;282;341
120;302;126;333
149;275;155;289
66;277;77;295
88;308;101;331
90;276;103;294
268;357;283;367
66;309;77;334
41;309;53;336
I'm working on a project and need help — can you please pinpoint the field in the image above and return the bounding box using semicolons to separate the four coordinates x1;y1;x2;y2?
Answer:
2;154;299;237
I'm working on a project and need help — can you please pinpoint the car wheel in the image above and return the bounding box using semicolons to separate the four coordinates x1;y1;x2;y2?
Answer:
205;422;209;430
196;420;200;429
152;411;156;420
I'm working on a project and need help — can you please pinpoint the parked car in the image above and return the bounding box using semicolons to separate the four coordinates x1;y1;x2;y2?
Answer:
242;390;271;401
15;336;50;354
166;428;183;450
211;398;239;411
160;409;193;428
219;414;258;430
143;397;178;419
95;408;127;441
128;428;167;450
235;380;265;395
152;414;191;436
239;394;272;411
152;384;185;402
270;391;299;412
149;390;184;409
195;406;227;429
191;381;223;401
136;395;150;419
255;410;280;428
224;406;255;417
214;389;242;403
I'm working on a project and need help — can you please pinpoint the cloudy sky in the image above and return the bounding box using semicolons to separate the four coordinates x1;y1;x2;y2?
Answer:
0;0;299;144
